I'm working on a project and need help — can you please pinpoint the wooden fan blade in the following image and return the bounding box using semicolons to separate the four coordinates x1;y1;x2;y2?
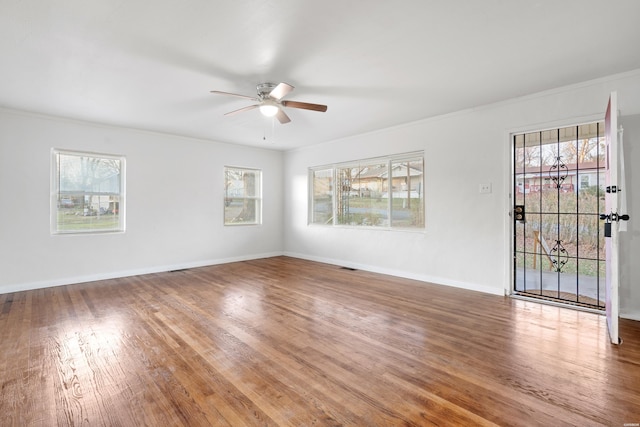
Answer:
282;100;327;112
225;105;259;116
210;90;257;101
269;83;294;100
276;109;291;124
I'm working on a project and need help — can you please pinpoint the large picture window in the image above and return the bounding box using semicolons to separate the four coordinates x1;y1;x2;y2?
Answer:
224;166;262;225
310;153;424;229
52;149;125;234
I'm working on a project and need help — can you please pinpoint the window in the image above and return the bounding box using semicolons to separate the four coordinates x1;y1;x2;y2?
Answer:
224;166;262;225
389;157;425;228
52;149;125;234
310;152;424;229
310;168;333;225
336;160;389;226
580;174;590;189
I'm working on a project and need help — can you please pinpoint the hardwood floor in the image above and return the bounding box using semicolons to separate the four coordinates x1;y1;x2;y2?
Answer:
1;256;639;426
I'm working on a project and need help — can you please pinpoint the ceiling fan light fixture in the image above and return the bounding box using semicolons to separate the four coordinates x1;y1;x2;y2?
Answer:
259;104;279;117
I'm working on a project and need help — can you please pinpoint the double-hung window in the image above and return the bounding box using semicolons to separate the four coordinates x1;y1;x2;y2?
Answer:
52;149;125;234
224;166;262;225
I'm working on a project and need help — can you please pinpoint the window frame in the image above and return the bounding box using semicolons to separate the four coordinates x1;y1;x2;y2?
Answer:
224;166;263;226
309;152;425;230
51;149;126;235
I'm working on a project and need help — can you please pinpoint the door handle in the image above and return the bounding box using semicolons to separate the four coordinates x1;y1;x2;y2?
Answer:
600;213;630;222
600;213;630;237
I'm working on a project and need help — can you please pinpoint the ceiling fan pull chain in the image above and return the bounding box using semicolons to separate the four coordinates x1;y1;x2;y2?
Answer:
271;116;276;142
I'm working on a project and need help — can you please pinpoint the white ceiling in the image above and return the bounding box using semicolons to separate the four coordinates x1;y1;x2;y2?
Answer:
1;1;640;150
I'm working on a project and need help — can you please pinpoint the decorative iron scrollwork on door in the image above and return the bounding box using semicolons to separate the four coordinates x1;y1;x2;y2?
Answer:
550;239;569;272
549;156;568;189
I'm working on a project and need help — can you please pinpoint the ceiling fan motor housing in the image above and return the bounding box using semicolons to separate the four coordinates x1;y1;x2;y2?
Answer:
257;83;278;99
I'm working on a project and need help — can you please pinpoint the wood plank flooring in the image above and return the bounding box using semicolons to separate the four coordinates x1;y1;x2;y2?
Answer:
1;256;639;426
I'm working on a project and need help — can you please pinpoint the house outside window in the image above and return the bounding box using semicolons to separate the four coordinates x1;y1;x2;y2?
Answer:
51;149;125;234
224;166;262;225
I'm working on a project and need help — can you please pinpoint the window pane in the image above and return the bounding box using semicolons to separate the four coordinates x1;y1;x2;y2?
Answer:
311;168;333;225
390;158;424;228
224;167;262;225
356;162;388;227
53;150;124;234
56;195;121;232
58;154;121;193
225;199;260;224
225;168;260;198
337;162;388;226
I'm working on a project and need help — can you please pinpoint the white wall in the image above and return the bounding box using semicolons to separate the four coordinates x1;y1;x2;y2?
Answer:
0;109;284;293
283;70;640;319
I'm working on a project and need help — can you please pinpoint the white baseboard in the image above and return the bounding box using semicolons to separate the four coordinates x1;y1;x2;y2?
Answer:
7;252;631;320
621;312;640;322
0;251;284;295
283;251;504;296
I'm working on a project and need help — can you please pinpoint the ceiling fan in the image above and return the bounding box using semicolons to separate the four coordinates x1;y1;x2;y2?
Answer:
210;82;327;124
